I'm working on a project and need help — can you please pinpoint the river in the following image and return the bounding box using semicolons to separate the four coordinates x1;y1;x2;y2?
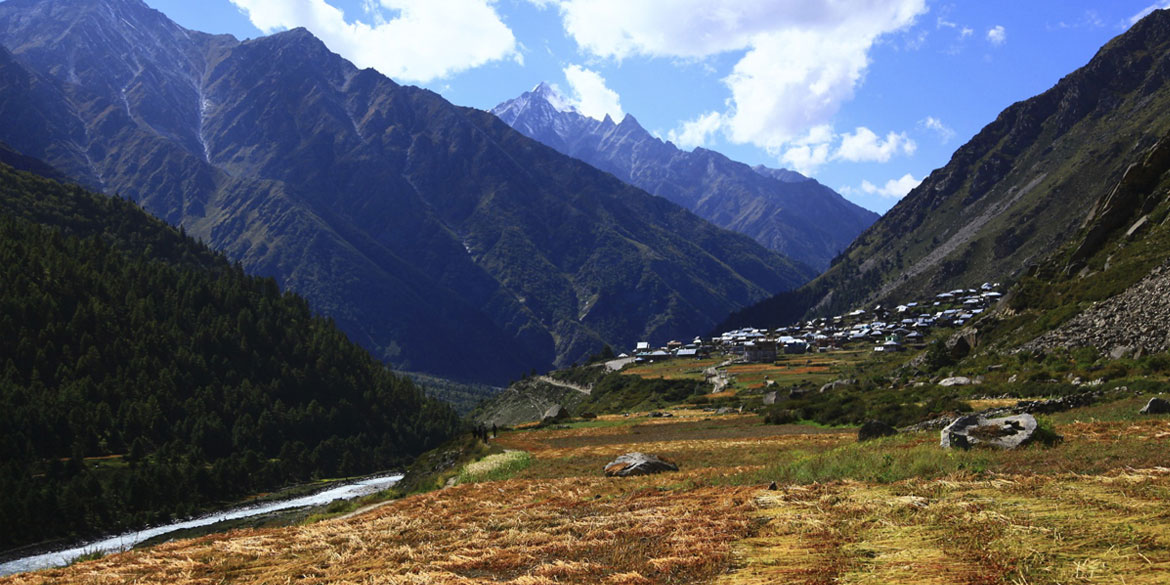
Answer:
0;473;403;577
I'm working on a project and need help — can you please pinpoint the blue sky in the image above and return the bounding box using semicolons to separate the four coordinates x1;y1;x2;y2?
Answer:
139;0;1170;214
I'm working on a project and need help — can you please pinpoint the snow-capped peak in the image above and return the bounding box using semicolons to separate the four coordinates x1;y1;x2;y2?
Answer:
530;81;576;114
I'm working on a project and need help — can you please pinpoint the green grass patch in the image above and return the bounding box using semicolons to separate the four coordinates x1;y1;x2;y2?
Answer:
727;434;996;485
457;450;534;484
68;549;108;566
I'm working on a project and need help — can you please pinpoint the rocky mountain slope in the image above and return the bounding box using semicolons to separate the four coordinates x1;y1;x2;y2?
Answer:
720;8;1170;331
492;83;878;271
989;130;1170;358
0;0;812;384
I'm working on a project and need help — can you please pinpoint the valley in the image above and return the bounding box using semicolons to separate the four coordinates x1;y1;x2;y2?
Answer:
4;0;1170;583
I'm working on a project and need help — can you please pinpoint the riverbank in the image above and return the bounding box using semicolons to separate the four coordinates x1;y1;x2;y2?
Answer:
0;473;402;576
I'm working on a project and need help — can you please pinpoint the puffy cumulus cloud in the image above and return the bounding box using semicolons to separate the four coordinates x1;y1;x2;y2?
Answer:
860;173;922;199
779;125;834;175
987;25;1007;46
551;0;927;150
669;111;724;150
835;127;916;163
562;65;624;121
774;125;915;175
228;0;518;83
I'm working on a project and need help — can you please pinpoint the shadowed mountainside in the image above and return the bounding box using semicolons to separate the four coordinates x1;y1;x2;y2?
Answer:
493;83;878;271
0;0;813;384
720;8;1170;331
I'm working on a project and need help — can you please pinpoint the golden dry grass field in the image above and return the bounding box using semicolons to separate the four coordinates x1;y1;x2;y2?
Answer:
5;403;1170;585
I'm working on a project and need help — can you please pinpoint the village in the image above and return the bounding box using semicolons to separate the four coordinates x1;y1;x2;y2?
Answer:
627;282;1004;363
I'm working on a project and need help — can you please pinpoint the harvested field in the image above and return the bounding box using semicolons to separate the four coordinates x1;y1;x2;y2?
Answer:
717;469;1170;585
6;402;1170;585
3;480;757;585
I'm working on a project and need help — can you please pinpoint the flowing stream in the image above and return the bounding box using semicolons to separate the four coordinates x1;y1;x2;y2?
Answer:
0;473;403;576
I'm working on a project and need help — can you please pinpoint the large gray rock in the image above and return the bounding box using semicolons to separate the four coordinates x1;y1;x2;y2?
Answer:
940;413;1039;450
541;404;569;424
938;376;974;387
763;391;779;405
1140;397;1170;414
604;452;679;477
819;379;857;393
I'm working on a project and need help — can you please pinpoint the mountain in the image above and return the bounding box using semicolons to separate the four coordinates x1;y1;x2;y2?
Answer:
720;8;1170;331
0;0;813;384
491;83;878;270
0;157;461;549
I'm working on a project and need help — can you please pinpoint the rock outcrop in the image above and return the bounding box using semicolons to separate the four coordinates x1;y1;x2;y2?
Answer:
903;392;1102;432
819;379;858;393
1024;260;1170;357
938;376;975;387
941;414;1039;450
541;404;569;425
603;452;679;477
1140;397;1170;414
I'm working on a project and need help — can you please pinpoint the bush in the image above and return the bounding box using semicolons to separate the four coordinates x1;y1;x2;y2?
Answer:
1030;416;1064;447
764;408;798;425
1138;353;1170;375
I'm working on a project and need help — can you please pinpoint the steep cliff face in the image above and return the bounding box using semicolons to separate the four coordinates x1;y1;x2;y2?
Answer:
0;0;813;384
721;9;1170;331
492;84;878;271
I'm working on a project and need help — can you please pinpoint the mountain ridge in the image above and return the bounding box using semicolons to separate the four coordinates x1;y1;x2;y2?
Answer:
491;83;879;270
0;0;813;384
720;8;1170;331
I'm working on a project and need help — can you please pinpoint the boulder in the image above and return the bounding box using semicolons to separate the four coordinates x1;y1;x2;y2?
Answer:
819;379;857;393
1140;397;1170;414
938;376;974;387
945;327;979;359
858;420;898;442
762;391;779;405
541;404;569;424
940;413;1039;450
716;406;733;414
604;452;679;477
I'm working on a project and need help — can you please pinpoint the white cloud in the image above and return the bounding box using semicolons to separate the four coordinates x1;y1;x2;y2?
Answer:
987;25;1007;46
860;173;922;199
551;0;927;151
960;26;974;39
920;116;956;143
779;125;834;174
834;127;916;163
772;125;915;174
669;111;724;149
1131;2;1170;25
561;65;624;121
228;0;518;83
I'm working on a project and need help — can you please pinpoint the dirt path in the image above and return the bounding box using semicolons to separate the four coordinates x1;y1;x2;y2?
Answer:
705;358;738;393
535;376;592;395
604;357;636;371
